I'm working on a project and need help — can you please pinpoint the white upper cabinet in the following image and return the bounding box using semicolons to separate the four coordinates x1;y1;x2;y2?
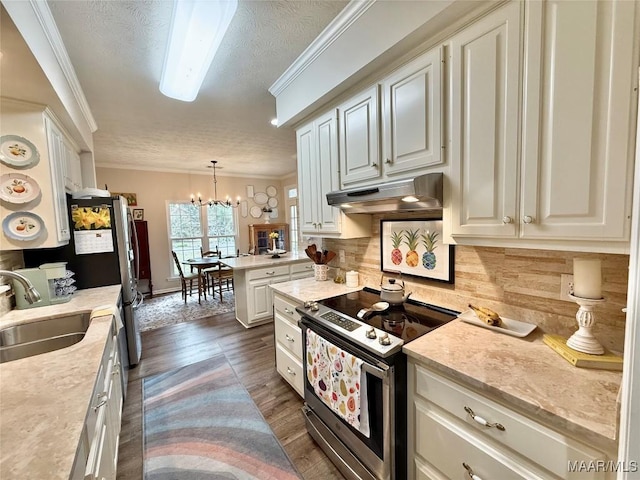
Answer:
381;47;443;178
296;110;372;238
449;0;638;251
448;1;522;238
338;85;381;187
520;0;637;241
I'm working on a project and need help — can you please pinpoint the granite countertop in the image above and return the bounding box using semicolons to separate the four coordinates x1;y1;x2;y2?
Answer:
0;285;122;479
404;319;622;452
219;251;312;270
270;276;362;302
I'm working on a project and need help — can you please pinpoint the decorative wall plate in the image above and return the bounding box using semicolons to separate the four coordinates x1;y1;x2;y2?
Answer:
267;197;278;208
266;185;277;197
3;211;44;241
0;135;40;168
0;173;41;204
253;192;268;205
269;207;279;218
250;205;263;218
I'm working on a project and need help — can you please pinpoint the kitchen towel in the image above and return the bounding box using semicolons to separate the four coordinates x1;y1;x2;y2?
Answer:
305;328;369;437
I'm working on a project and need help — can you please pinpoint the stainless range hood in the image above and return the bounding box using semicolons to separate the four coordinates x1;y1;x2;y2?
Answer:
326;172;443;214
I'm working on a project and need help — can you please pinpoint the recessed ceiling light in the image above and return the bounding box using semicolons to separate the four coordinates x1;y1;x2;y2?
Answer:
270;118;278;126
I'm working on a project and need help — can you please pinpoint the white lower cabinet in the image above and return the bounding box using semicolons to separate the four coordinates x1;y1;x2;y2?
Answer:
273;293;304;396
233;261;314;328
408;359;611;480
71;317;123;480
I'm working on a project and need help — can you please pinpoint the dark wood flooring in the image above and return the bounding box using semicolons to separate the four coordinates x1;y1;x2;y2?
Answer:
116;310;345;479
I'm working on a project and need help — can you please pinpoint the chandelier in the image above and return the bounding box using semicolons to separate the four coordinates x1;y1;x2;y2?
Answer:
191;160;240;208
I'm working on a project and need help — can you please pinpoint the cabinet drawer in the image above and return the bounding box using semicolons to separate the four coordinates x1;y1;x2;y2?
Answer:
290;262;314;275
414;365;606;478
274;314;302;360
276;343;303;397
273;294;302;324
415;400;549;480
247;265;290;281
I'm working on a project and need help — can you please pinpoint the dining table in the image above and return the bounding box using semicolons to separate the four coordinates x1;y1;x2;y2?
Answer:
182;257;220;304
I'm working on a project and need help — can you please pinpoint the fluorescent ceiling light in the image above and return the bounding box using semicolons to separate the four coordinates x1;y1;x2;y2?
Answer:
160;0;238;102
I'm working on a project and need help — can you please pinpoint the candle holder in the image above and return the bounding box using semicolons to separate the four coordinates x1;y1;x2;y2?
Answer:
566;294;605;355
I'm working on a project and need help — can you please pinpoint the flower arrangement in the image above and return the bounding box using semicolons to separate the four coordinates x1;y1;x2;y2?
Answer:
269;232;279;239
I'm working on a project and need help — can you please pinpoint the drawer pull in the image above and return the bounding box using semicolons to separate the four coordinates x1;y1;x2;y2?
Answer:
266;271;275;276
93;399;107;412
464;406;505;431
285;334;295;343
284;307;294;315
463;462;483;480
286;367;296;376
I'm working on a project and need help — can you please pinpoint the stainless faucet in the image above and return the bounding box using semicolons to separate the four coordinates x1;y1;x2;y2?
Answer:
0;270;42;304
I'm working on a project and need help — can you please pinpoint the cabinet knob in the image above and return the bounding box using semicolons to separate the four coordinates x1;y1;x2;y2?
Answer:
523;215;534;224
285;334;295;343
371;163;378;168
464;406;505;431
463;462;483;480
385;158;392;164
502;216;513;224
286;367;296;376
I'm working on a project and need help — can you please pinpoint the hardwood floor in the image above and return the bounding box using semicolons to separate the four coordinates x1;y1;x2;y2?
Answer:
116;310;345;479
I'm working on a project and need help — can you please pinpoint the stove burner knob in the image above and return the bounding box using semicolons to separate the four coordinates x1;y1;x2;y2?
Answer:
310;302;319;312
365;328;377;339
303;301;313;309
379;333;391;346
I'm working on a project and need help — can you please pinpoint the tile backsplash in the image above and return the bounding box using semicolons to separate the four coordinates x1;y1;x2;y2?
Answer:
324;222;629;339
0;250;24;316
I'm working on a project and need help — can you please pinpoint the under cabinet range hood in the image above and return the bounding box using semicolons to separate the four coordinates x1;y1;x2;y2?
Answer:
326;172;443;214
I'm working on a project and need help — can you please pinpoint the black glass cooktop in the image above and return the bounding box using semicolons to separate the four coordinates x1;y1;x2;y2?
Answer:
318;287;459;342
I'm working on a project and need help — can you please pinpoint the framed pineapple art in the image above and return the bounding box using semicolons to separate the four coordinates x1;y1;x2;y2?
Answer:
380;219;454;283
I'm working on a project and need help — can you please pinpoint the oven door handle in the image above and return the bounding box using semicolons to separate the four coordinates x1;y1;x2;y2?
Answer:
361;361;388;380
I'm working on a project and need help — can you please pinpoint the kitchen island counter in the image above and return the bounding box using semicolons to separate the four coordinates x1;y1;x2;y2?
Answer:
0;285;121;479
219;251;312;270
404;319;623;452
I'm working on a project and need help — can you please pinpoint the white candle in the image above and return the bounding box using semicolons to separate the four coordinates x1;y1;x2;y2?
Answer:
573;258;602;299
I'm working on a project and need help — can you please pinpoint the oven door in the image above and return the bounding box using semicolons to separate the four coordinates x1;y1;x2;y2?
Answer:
301;317;395;480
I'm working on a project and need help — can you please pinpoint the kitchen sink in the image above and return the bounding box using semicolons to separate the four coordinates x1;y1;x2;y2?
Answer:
0;313;91;363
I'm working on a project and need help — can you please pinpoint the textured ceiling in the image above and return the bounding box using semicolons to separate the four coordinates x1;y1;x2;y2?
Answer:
46;0;347;178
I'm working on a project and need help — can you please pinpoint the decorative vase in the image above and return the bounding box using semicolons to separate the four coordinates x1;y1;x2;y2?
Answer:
314;264;329;281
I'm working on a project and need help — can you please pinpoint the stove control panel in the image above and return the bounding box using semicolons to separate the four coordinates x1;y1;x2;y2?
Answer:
299;302;404;357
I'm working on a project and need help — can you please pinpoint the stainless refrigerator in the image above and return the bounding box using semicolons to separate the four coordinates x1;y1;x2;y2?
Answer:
24;195;143;369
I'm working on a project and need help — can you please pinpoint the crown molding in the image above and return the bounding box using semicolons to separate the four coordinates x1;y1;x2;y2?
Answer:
29;0;98;133
95;162;294;180
268;0;375;97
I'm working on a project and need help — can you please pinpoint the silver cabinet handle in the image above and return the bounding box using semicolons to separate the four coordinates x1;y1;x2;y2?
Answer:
502;216;513;224
317;223;322;229
463;462;483;480
93;399;107;412
523;215;534;224
285;334;295;343
266;271;275;276
284;307;294;315
371;163;378;168
464;406;505;431
385;158;392;164
286;367;296;376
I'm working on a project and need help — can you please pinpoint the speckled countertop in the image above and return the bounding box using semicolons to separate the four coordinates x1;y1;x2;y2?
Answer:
269;276;362;302
0;285;122;479
404;319;623;452
219;251;312;270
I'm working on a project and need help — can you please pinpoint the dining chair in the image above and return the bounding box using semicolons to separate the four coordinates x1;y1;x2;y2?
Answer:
171;251;200;303
201;248;234;298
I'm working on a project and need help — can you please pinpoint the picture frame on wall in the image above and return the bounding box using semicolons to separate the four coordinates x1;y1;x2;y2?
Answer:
380;219;454;283
133;209;144;221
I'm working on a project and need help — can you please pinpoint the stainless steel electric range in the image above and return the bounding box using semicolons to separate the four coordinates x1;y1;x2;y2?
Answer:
297;287;458;480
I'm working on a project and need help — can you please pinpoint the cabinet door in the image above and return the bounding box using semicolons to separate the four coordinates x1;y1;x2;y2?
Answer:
449;2;521;237
45;117;71;243
520;0;637;240
382;47;442;176
296;121;319;235
248;277;274;323
315;110;341;234
339;85;381;186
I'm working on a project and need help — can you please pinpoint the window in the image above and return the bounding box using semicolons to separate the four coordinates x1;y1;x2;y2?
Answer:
285;185;299;252
168;202;237;276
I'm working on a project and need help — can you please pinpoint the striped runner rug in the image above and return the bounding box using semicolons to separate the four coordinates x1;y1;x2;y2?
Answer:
143;355;301;479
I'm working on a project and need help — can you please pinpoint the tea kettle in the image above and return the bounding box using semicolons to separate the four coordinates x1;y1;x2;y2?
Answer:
380;274;412;305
